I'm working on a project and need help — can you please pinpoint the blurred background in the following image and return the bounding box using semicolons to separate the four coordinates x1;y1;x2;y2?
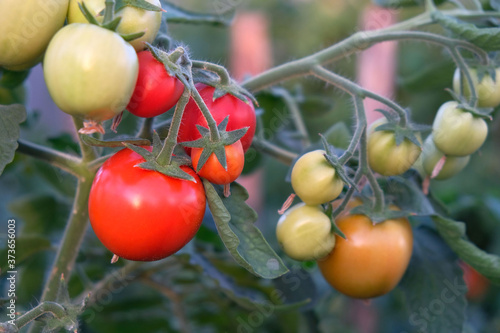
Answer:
1;0;500;332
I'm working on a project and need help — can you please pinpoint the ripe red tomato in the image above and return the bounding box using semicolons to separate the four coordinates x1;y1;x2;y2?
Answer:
191;140;244;185
127;50;184;118
88;147;206;261
459;261;490;301
318;211;413;299
178;84;256;152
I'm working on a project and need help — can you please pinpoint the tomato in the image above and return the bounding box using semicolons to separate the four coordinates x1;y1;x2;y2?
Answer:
453;68;500;108
67;0;162;52
178;84;256;153
420;135;470;180
126;51;184;118
459;261;490;301
291;150;344;205
191;140;244;185
276;203;336;261
367;119;421;176
88;147;206;261
0;0;69;70
432;101;488;156
318;212;413;299
43;24;138;122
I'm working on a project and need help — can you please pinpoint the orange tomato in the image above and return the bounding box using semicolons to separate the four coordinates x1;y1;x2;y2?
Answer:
191;140;244;185
318;212;413;299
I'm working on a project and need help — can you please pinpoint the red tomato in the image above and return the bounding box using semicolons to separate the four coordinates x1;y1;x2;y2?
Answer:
88;147;206;261
178;84;256;152
191;140;244;185
459;261;490;301
126;51;184;118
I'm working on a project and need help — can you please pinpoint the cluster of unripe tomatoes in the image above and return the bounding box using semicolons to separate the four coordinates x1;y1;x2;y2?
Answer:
276;67;496;299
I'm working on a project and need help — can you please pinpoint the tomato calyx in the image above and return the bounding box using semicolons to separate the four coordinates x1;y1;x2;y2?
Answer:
182;116;248;172
319;134;357;190
373;109;427;147
324;204;346;239
123;132;195;181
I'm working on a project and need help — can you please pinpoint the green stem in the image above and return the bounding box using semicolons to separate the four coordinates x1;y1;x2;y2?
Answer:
311;66;409;126
103;0;115;25
338;96;366;165
242;16;487;93
450;49;478;107
425;0;437;11
88;154;113;172
331;169;363;219
192;60;232;86
190;83;221;142
359;129;384;213
39;177;94;302
273;87;311;147
251;138;297;165
73;118;96;163
137;117;155;140
14;302;67;330
157;89;191;164
17;140;83;177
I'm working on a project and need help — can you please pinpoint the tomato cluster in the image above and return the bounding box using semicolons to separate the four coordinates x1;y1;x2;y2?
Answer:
2;2;258;262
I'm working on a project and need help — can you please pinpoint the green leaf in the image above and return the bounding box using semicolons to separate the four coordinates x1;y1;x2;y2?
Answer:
433;11;500;51
373;0;446;8
80;134;151;147
163;1;234;27
399;225;467;333
116;0;163;12
433;215;500;284
0;104;26;175
203;180;288;279
378;177;436;216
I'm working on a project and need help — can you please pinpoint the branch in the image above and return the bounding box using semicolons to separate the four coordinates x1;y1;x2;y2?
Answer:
14;301;67;330
251;138;298;165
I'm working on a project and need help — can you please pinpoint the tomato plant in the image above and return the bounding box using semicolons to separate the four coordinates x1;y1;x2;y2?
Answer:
67;0;162;52
178;84;256;152
432;101;488;156
191;140;244;185
126;50;184;118
317;211;413;299
88;147;206;261
453;68;500;108
0;0;69;70
276;203;336;261
43;23;138;122
367;119;421;176
291;150;344;205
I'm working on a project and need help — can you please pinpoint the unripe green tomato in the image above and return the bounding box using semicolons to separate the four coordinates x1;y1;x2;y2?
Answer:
420;135;470;180
432;101;487;156
43;24;138;122
276;203;336;261
0;0;69;71
67;0;162;52
291;150;344;205
453;68;500;108
367;119;422;176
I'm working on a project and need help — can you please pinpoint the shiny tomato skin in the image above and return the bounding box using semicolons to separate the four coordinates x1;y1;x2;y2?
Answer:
459;261;490;301
318;213;413;299
367;119;422;176
432;101;488;157
88;147;206;261
67;0;162;52
291;150;344;205
178;84;256;152
126;50;184;118
43;23;138;122
0;0;69;70
191;140;244;185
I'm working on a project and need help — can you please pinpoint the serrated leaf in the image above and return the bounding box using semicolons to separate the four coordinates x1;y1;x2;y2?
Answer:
433;11;500;51
80;135;150;147
399;225;467;333
204;180;288;279
433;215;500;284
0;104;26;175
115;0;163;12
163;1;234;27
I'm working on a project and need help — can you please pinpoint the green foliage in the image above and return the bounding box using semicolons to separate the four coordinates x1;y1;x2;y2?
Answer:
0;104;26;175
